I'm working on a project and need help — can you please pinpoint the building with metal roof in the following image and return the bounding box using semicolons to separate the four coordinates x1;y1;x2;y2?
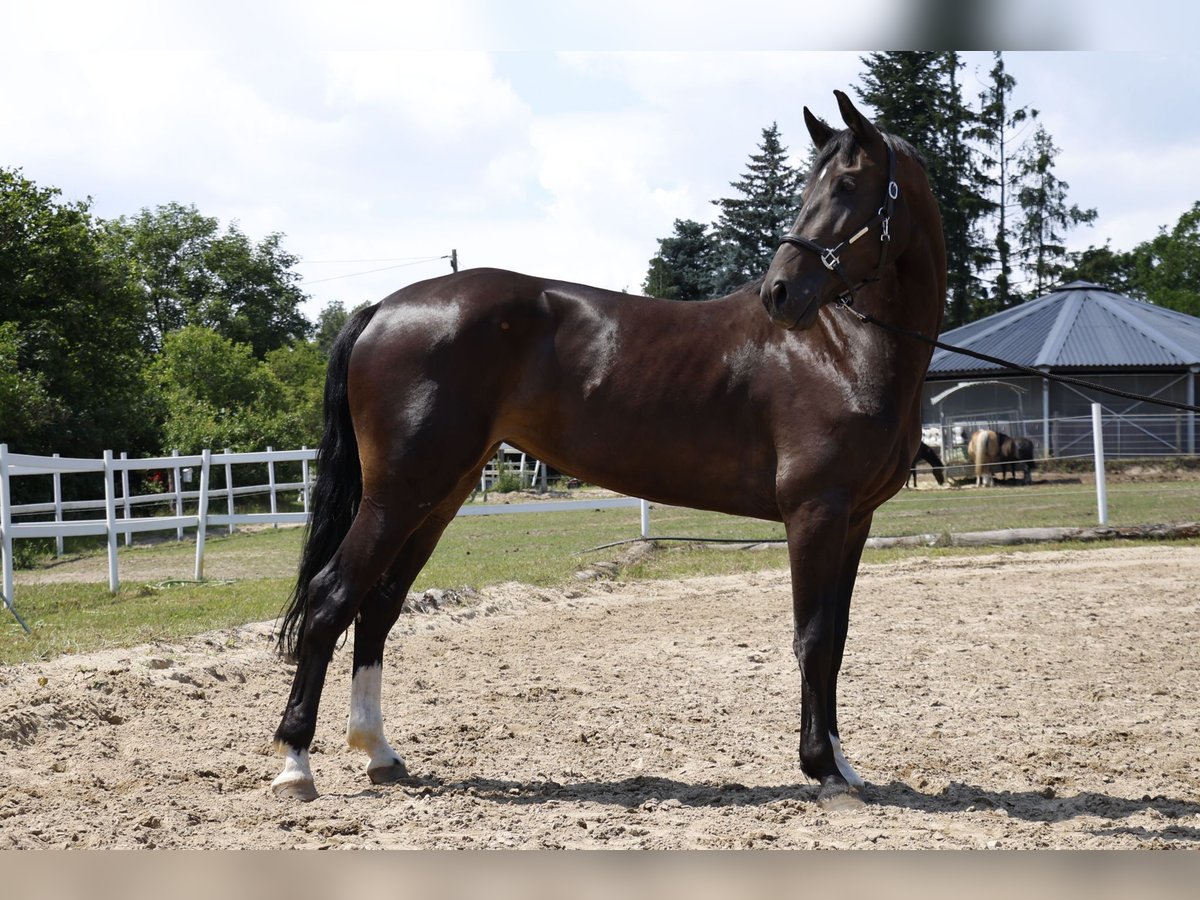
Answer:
923;281;1199;459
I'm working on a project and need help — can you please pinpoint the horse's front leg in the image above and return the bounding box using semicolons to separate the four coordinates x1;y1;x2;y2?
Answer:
783;492;864;808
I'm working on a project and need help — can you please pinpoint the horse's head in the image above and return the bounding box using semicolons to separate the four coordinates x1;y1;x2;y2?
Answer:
761;90;927;330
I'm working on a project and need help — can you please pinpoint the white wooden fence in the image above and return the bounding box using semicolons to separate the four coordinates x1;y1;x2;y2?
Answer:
0;444;646;626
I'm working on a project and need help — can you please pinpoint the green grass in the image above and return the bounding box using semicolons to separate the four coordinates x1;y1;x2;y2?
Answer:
4;479;1197;665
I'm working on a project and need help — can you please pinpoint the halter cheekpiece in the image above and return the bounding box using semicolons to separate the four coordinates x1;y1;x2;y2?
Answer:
776;141;899;310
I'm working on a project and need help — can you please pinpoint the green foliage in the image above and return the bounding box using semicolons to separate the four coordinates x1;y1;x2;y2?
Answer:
858;51;995;328
314;301;349;356
0;168;155;456
1013;124;1098;296
150;326;297;453
711;123;806;293
1133;201;1200;317
264;340;327;446
0;321;62;449
643;219;719;300
974;51;1037;314
103;202;310;358
1062;242;1141;295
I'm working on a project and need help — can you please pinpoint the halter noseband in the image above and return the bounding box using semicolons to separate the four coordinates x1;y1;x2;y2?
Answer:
776;141;899;307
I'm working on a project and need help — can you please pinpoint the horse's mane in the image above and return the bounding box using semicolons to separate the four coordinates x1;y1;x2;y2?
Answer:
810;128;927;177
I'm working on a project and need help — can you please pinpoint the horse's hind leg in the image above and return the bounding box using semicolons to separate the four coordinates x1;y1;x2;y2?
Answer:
346;478;479;785
272;503;419;800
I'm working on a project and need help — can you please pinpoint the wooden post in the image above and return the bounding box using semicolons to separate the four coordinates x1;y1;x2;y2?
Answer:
301;446;310;515
224;448;236;535
103;450;119;594
172;449;184;541
267;446;278;528
120;451;132;547
194;449;211;580
0;444;14;608
52;452;64;557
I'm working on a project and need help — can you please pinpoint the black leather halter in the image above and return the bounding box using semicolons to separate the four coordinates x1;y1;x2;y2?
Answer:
776;141;899;307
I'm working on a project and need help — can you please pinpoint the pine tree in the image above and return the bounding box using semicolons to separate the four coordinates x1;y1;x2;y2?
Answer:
642;219;719;300
711;123;806;293
974;51;1037;314
856;52;994;328
1013;124;1098;296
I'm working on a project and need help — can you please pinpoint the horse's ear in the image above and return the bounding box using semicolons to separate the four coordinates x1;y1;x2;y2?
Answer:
804;106;836;150
834;89;882;148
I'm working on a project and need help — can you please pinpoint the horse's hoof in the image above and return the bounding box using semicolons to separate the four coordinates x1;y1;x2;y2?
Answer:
818;784;865;811
367;760;411;785
271;774;319;802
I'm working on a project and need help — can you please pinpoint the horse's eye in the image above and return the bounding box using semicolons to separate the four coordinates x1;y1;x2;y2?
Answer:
837;176;856;193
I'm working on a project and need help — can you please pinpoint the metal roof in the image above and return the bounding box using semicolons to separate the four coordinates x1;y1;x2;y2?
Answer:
928;281;1200;375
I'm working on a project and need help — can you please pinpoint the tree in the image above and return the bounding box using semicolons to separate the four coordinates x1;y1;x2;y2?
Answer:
149;326;294;453
711;123;806;292
315;302;349;357
104;203;310;358
974;51;1037;314
642;219;719;300
1013;124;1098;296
0;168;155;456
1131;201;1200;317
264;341;326;446
0;322;62;451
1061;242;1140;296
857;52;994;328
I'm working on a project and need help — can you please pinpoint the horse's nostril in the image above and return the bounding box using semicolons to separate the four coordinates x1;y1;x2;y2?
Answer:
771;281;787;305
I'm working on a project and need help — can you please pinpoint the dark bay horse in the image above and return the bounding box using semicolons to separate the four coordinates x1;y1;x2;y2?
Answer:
909;441;945;487
271;91;946;807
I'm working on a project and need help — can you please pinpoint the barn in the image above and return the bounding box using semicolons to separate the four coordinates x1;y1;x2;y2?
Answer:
922;281;1200;461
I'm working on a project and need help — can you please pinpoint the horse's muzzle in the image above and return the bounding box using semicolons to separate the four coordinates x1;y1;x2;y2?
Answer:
762;278;819;330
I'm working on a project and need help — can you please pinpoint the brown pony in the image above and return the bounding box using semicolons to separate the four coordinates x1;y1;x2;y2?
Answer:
271;91;946;808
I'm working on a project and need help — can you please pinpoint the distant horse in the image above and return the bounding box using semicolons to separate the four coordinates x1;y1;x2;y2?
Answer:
999;434;1036;484
967;429;1001;487
271;91;946;808
909;441;945;487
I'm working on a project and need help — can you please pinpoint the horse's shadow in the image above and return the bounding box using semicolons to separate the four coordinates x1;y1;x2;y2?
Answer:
370;774;1200;841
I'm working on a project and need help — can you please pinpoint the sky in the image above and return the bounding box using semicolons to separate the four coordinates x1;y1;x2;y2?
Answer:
4;2;1200;323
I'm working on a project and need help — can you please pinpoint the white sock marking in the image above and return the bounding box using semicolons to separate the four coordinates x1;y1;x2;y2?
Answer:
347;664;404;771
830;733;864;788
271;745;313;789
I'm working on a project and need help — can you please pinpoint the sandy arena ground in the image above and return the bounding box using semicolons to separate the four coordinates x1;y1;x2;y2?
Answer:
1;544;1198;849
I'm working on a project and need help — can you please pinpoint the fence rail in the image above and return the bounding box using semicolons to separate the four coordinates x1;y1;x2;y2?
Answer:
0;404;1150;624
0;443;647;622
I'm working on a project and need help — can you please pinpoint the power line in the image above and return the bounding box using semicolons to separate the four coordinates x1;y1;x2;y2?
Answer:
300;256;449;286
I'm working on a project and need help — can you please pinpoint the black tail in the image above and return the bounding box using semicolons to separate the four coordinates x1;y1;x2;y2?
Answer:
277;302;381;660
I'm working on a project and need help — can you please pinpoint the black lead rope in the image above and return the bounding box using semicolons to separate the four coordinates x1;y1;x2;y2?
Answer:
839;302;1200;415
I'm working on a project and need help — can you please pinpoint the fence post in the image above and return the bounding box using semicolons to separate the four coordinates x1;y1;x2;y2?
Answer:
640;498;650;539
1092;403;1108;526
194;449;211;580
120;451;132;547
267;446;278;529
52;452;64;557
301;446;310;515
0;444;29;632
224;448;236;535
1;444;13;609
172;450;184;541
103;450;119;593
